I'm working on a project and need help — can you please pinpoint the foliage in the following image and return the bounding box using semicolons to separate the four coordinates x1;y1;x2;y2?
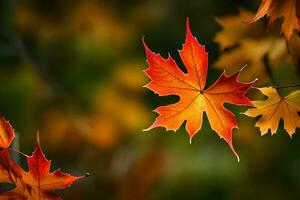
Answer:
0;117;86;199
244;87;300;136
0;0;300;199
143;19;254;160
248;0;300;41
213;9;300;83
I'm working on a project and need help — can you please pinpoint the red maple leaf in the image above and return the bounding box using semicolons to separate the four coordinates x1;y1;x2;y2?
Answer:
0;116;87;200
143;18;255;161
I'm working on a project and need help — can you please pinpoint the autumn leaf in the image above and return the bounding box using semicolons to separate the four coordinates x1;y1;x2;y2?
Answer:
0;150;20;187
248;0;300;41
143;18;255;160
243;87;300;136
214;8;266;51
214;9;287;83
0;116;14;149
0;135;86;200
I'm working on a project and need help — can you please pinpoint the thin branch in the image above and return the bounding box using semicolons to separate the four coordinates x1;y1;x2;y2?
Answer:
297;59;300;76
263;54;276;84
273;83;300;89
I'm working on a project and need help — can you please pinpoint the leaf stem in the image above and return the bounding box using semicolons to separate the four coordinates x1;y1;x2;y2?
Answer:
262;53;300;90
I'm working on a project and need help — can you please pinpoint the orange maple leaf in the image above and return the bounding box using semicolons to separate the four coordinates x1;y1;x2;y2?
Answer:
143;18;255;161
0;117;86;200
249;0;300;40
0;138;86;200
0;116;14;149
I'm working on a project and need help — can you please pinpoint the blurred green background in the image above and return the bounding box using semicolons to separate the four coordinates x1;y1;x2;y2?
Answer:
1;0;300;199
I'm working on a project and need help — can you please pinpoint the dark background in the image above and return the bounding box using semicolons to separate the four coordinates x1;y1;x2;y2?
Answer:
1;0;300;199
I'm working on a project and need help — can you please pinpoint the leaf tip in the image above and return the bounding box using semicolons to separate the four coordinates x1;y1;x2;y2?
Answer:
185;17;193;38
141;35;145;43
288;132;294;139
252;78;259;83
77;172;90;180
239;111;245;115
240;64;248;72
142;36;149;52
143;124;154;132
36;131;40;146
223;135;240;162
186;17;190;29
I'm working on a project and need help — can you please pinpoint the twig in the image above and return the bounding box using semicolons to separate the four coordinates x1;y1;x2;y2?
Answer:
297;59;300;76
273;83;300;89
263;54;275;84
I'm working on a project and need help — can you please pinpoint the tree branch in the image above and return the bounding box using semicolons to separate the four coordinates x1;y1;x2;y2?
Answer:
263;54;276;84
273;83;300;89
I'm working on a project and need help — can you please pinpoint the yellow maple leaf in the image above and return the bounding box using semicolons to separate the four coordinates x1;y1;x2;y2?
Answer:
214;9;265;50
214;9;287;83
214;37;285;83
249;0;300;40
243;87;300;136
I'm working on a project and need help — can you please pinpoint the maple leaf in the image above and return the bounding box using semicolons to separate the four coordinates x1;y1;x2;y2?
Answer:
243;87;300;136
214;9;287;83
214;8;266;51
0;116;14;149
0;150;20;187
143;18;255;160
248;0;300;40
0;135;86;200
